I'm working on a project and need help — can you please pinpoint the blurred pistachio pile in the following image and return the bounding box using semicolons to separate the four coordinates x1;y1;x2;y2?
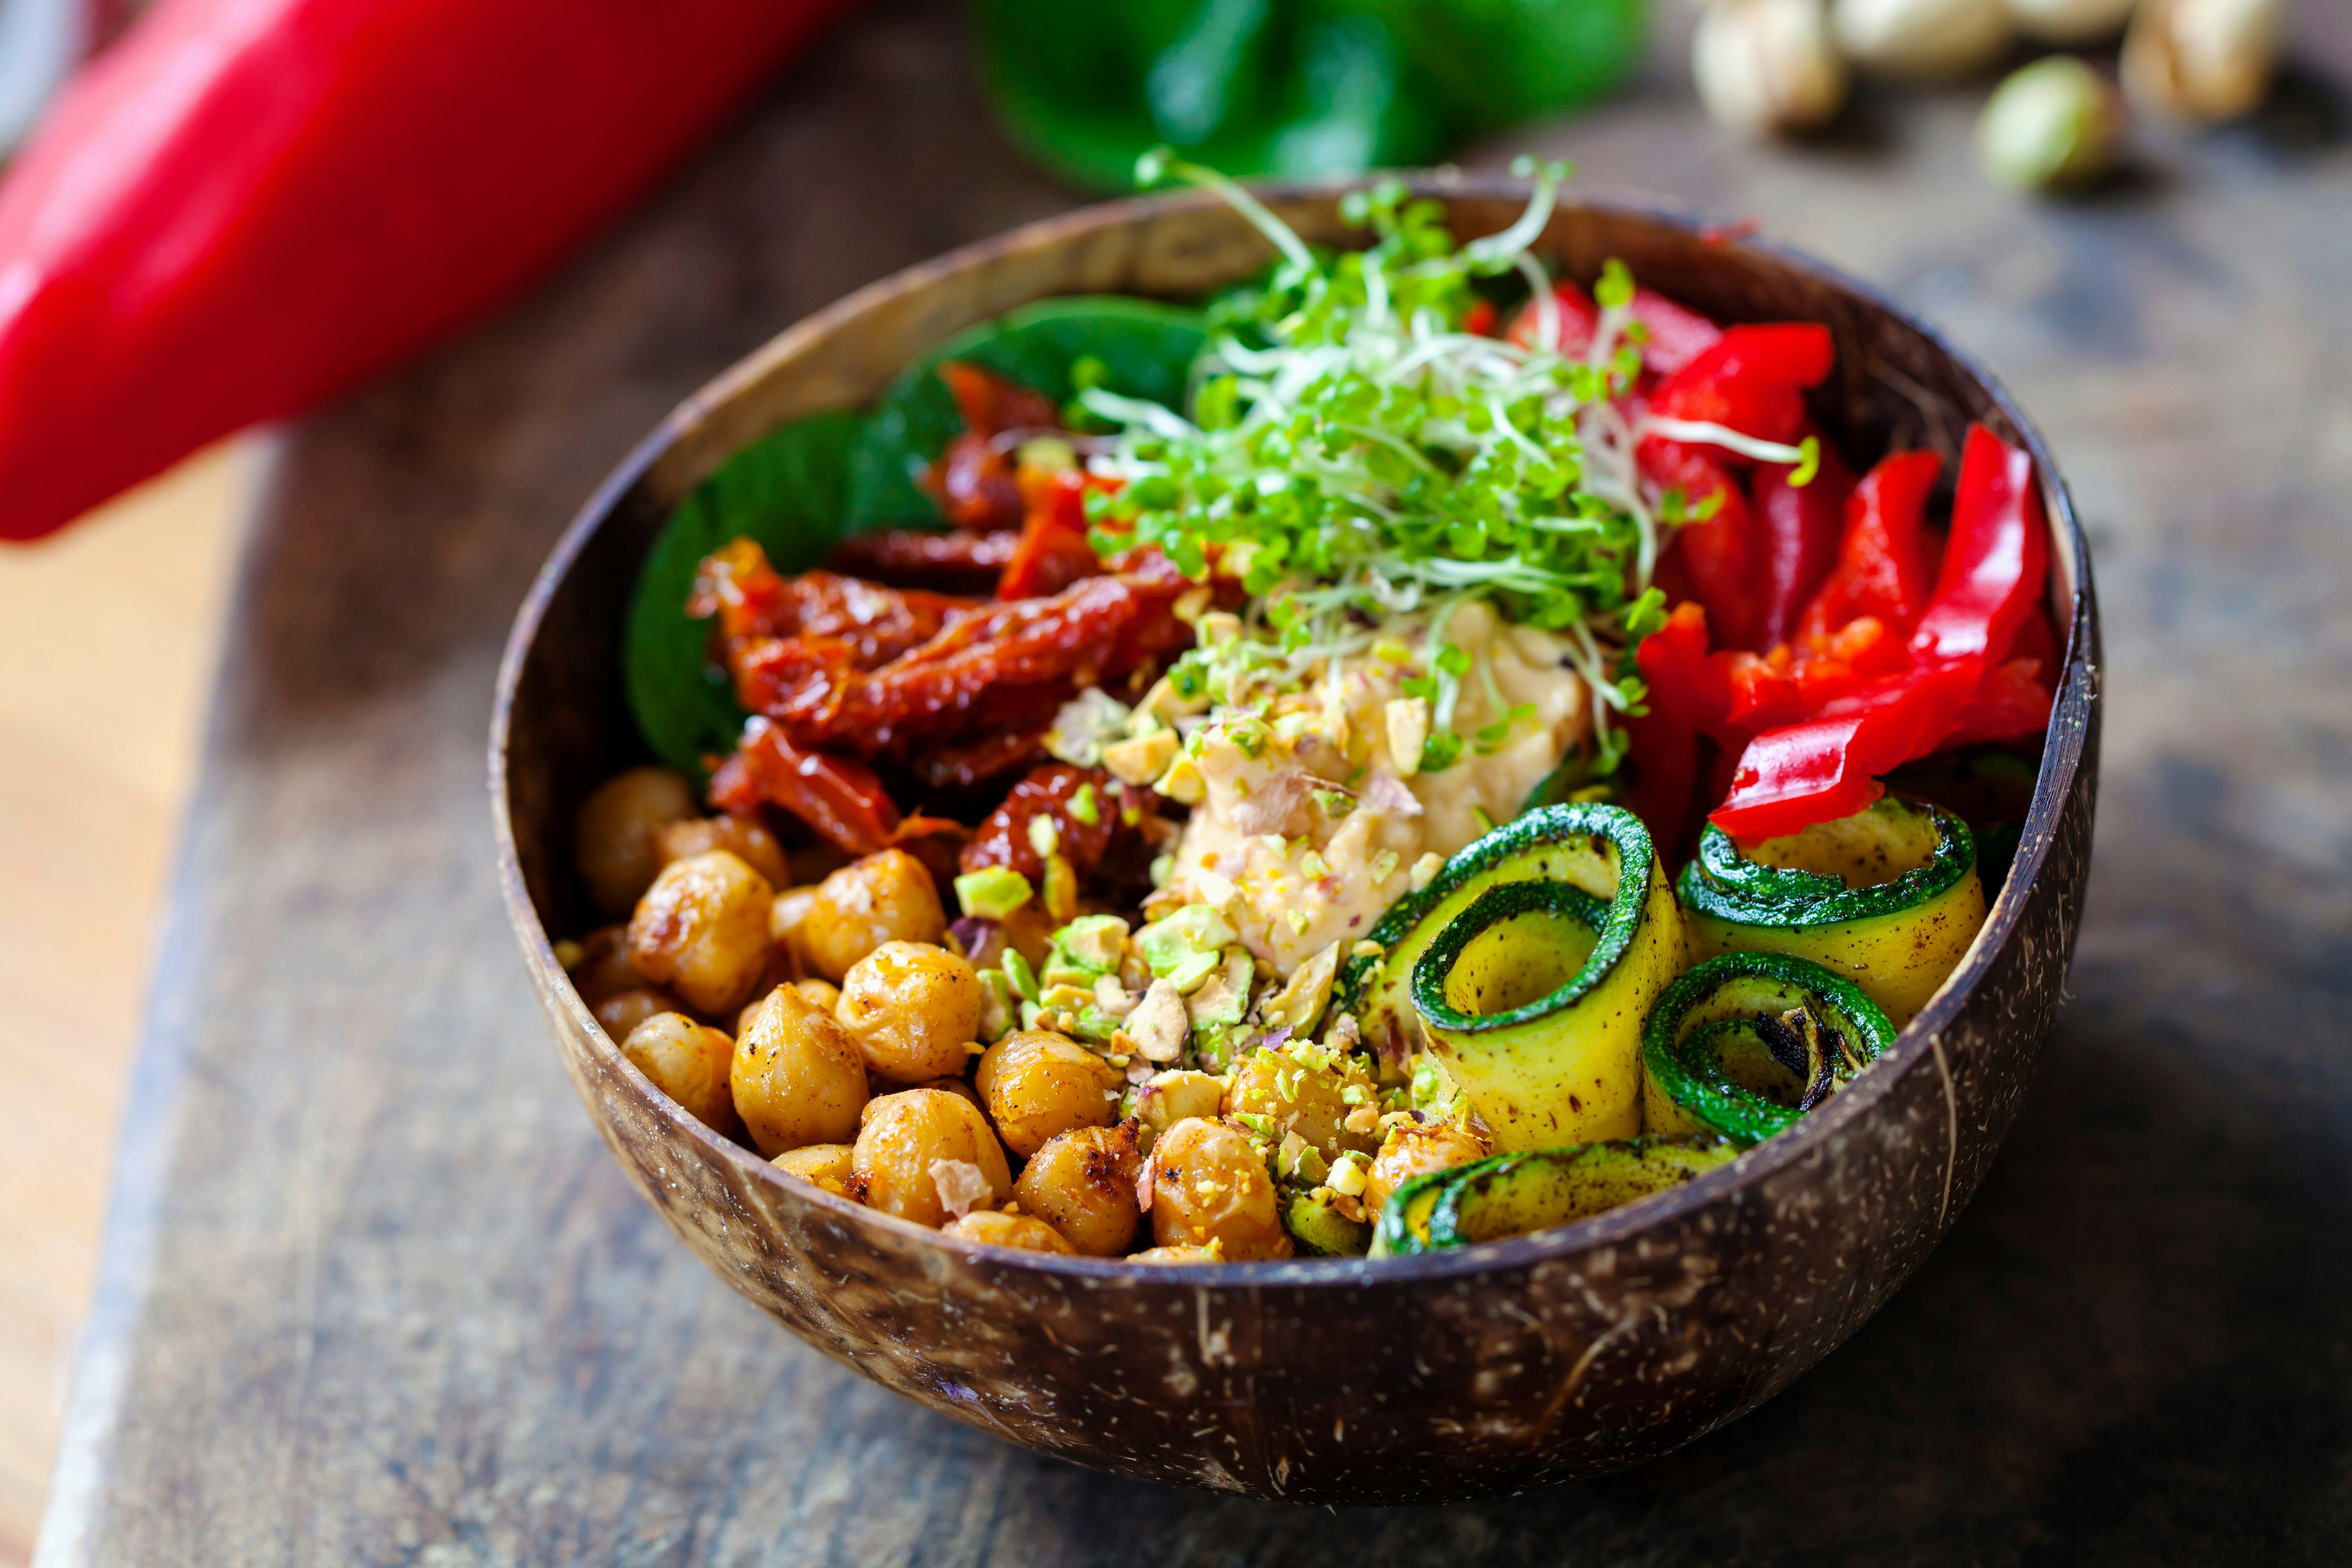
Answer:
970;0;1648;189
1692;0;2285;191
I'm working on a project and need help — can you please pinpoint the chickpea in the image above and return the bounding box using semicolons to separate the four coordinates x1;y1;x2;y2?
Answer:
1015;1124;1143;1256
940;1209;1075;1255
905;1075;985;1110
620;1012;737;1133
567;924;649;1007
731;985;868;1156
1365;1119;1493;1214
835;941;983;1083
734;977;840;1038
576;766;696;916
1223;1045;1382;1162
654;814;792;889
771;1143;855;1196
594;987;677;1041
976;1030;1121;1159
851;1088;1012;1228
800;850;947;981
627;849;777;1015
1144;1117;1291;1260
770;885;821;963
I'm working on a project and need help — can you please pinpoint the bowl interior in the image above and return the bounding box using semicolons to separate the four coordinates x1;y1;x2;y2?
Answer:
495;181;2092;1271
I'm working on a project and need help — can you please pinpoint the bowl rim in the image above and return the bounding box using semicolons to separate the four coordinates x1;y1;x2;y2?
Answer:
491;176;2095;1289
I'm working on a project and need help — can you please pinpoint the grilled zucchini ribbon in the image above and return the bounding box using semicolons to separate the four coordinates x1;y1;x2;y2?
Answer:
1345;804;1686;1151
1640;951;1897;1146
1370;1136;1738;1256
1677;793;1986;1025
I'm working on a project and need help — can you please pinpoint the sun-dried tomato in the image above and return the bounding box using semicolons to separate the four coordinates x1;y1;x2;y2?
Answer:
824;527;1017;594
920;362;1063;531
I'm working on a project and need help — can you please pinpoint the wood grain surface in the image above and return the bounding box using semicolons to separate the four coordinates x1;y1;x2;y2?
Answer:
37;0;2352;1561
0;437;258;1568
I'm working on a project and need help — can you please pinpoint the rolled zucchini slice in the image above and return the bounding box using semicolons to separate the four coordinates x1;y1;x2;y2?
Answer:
1340;805;1687;1151
1677;793;1985;1026
1368;1136;1738;1257
1640;951;1897;1145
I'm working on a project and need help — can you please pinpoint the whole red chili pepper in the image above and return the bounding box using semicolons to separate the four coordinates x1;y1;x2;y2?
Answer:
0;0;856;540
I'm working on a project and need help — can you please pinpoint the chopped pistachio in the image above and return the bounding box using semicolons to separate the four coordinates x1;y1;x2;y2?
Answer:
1103;728;1180;785
1126;978;1190;1062
953;865;1034;921
1042;853;1078;921
1155;755;1207;805
1026;814;1060;857
1384;697;1431;775
1002;947;1040;1002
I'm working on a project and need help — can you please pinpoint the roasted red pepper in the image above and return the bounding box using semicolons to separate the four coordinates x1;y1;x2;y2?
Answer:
1910;424;2052;667
1647;444;1765;653
1751;428;1854;648
1503;281;1724;378
1705;424;2057;841
1639;323;1835;465
1795;449;1942;647
0;0;855;540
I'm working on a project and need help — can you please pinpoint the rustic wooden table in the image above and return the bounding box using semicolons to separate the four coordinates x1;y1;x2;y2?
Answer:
36;2;2352;1562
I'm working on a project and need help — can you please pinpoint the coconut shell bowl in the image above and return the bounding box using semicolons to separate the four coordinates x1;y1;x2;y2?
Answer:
491;179;2100;1506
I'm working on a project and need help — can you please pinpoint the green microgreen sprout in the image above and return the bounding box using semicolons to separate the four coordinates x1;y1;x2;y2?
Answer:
1099;151;1758;766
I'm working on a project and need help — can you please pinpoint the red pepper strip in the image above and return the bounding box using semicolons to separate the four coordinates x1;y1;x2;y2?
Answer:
1640;323;1835;467
1503;282;1725;380
1618;707;1701;863
1796;449;1942;647
1628;287;1724;378
712;718;903;857
1461;299;1499;338
1910;424;2052;667
1943;658;2055;748
1647;443;1767;653
1635;601;1743;744
0;0;856;540
1751;428;1855;648
1709;661;1984;842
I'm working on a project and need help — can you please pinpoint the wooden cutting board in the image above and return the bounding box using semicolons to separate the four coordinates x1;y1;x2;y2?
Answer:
37;1;2352;1561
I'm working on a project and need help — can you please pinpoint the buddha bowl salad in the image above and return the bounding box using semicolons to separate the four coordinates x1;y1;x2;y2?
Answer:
562;160;2059;1263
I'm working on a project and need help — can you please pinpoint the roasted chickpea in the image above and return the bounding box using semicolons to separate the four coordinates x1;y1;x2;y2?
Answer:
568;924;649;1007
940;1209;1074;1254
1015;1124;1143;1256
1364;1119;1493;1214
734;976;840;1037
654;815;792;889
1223;1045;1382;1162
976;1030;1121;1159
576;766;698;916
628;849;777;1015
906;1075;985;1110
771;1143;855;1196
851;1088;1012;1228
1145;1117;1291;1260
835;941;983;1083
800;850;947;981
621;1012;737;1132
731;985;867;1156
595;987;677;1041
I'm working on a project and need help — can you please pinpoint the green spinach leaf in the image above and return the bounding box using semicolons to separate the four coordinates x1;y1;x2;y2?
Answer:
624;297;1208;778
624;410;863;776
